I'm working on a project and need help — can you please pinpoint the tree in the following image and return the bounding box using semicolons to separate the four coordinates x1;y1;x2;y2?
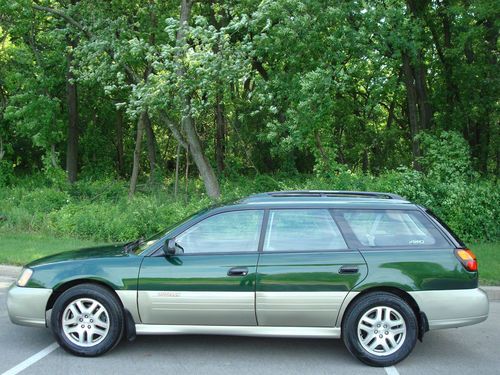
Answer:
0;0;497;189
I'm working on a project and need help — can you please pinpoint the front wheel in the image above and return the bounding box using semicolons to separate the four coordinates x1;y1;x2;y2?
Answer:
342;292;418;367
50;284;124;356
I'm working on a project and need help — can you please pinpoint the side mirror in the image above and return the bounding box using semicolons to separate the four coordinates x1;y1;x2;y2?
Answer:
163;239;183;256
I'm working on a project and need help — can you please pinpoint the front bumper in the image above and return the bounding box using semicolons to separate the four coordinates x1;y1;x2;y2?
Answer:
409;288;489;330
7;284;52;327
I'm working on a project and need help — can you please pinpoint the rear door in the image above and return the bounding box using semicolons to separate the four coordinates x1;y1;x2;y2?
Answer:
255;208;368;327
138;209;264;326
334;208;464;290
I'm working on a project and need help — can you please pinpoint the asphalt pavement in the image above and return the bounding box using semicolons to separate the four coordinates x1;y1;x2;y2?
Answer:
1;273;499;375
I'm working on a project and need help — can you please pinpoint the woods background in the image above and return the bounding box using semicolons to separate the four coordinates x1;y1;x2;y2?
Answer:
0;0;498;244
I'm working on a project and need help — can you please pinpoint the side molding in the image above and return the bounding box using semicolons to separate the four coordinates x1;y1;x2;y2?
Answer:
135;324;341;338
137;291;256;325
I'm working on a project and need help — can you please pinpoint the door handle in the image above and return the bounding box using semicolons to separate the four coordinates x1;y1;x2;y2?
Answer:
227;267;249;277
339;265;359;274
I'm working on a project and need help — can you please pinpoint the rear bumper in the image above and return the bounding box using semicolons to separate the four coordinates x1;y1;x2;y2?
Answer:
7;284;52;327
409;288;489;330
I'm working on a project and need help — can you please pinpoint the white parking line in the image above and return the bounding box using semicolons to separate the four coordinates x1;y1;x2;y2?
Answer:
384;366;400;375
1;342;59;375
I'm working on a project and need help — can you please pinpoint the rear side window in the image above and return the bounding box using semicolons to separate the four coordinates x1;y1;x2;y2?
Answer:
339;209;449;248
264;209;347;251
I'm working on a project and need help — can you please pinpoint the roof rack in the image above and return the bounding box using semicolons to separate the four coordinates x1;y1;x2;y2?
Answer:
263;190;404;200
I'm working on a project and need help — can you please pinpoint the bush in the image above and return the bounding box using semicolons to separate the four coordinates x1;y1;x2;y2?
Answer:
418;131;475;182
0;172;498;243
0;159;14;187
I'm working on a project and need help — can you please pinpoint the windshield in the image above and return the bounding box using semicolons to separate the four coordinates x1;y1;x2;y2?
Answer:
131;208;210;254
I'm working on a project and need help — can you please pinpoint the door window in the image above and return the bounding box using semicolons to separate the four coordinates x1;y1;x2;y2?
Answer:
340;209;448;247
263;209;347;251
176;210;264;253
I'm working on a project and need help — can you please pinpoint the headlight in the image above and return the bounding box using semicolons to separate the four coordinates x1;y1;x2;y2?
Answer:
16;268;33;287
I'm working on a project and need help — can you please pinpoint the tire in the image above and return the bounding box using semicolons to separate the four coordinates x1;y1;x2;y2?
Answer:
342;292;418;367
50;283;124;357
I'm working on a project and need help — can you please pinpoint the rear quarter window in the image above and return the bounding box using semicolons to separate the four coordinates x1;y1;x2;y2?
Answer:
338;209;449;248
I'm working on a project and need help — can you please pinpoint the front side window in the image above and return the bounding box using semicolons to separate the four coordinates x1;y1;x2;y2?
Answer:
176;210;264;253
340;209;448;247
264;209;347;251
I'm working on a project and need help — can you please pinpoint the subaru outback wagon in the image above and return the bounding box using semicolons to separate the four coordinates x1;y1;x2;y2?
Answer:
8;191;489;366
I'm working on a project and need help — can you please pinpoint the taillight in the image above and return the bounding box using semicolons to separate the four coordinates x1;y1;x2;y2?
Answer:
455;248;478;272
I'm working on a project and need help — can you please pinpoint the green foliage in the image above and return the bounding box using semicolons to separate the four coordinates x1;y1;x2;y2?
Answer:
0;159;14;186
250;175;281;193
0;1;498;246
418;131;474;182
0;173;498;243
1;0;498;181
41;157;68;189
46;191;213;242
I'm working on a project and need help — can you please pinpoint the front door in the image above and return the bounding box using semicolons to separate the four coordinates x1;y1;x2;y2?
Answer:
256;208;367;327
138;210;264;326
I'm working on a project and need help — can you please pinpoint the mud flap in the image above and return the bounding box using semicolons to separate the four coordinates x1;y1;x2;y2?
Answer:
418;311;429;342
124;309;137;342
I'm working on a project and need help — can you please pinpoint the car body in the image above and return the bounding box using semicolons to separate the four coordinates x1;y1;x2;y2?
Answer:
7;190;489;366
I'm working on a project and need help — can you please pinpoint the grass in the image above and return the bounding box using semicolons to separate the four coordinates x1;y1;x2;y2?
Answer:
472;241;500;286
0;232;498;285
0;232;107;265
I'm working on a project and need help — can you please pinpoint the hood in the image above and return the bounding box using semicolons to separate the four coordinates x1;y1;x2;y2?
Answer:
26;244;129;268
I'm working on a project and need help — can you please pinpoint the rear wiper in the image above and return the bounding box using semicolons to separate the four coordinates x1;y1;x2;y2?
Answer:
123;238;144;253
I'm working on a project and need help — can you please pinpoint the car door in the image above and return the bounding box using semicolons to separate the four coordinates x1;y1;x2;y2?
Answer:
255;208;368;327
138;209;264;326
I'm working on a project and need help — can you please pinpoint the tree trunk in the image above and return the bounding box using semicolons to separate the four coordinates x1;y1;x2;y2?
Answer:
424;0;457;129
174;143;181;197
0;135;4;161
496;148;500;179
481;17;498;175
66;44;78;183
182;100;220;198
144;113;157;177
215;89;226;174
414;61;432;130
386;96;397;130
115;109;125;177
176;0;220;199
185;146;190;197
50;144;57;168
314;131;330;165
405;0;433;134
209;1;226;175
129;112;146;198
402;53;422;169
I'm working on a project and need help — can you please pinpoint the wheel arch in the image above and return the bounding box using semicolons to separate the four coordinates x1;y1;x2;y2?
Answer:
45;278;137;340
338;286;429;341
46;279;123;312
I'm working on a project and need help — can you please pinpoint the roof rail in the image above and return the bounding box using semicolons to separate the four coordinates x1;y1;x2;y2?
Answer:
264;190;404;200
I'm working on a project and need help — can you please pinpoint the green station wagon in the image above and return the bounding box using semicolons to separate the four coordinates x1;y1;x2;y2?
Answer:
7;191;489;366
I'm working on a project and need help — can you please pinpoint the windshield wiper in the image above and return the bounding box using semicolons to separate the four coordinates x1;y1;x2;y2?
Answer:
123;238;144;253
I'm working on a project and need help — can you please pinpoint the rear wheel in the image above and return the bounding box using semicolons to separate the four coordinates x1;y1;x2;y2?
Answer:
342;292;418;367
51;284;124;356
